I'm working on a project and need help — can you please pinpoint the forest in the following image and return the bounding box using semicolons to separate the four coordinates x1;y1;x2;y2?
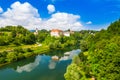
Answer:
64;20;120;80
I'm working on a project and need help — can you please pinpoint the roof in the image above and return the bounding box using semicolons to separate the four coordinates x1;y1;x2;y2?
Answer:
51;29;63;32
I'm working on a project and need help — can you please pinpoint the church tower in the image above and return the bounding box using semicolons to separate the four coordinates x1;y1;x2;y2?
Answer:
34;28;38;35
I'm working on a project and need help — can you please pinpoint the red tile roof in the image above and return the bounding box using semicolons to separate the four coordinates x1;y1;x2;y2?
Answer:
51;29;63;32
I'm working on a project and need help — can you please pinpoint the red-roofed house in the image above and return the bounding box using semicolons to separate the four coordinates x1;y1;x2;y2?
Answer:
50;29;63;37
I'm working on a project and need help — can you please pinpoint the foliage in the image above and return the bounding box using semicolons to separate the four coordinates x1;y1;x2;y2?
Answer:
24;33;36;44
64;63;82;80
26;48;33;52
65;19;120;80
6;52;17;62
0;25;35;46
36;30;48;43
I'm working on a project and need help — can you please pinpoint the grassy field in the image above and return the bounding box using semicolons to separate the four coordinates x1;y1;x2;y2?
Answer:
0;44;46;52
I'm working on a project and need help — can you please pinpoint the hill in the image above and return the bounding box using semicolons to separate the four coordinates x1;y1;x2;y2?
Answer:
64;19;120;80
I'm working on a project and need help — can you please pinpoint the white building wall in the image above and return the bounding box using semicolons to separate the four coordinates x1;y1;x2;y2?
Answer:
63;32;70;37
50;32;60;37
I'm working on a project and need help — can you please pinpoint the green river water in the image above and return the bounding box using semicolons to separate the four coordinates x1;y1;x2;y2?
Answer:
0;49;80;80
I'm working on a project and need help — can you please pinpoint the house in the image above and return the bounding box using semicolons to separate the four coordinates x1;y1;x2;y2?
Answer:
50;29;72;37
63;32;70;37
50;29;63;37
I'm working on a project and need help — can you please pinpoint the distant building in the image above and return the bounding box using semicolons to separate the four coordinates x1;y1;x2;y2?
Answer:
50;29;63;37
63;32;70;37
34;28;38;35
70;30;74;34
50;29;72;37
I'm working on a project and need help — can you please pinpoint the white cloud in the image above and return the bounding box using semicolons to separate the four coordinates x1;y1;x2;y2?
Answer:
0;1;83;31
47;4;55;14
16;55;41;73
0;7;3;13
59;49;81;61
0;1;41;29
41;12;83;31
86;21;92;24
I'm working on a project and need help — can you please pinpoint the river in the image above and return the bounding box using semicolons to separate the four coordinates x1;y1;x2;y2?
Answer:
0;49;80;80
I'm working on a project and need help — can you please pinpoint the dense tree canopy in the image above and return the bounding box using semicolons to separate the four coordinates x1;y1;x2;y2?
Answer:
0;25;35;46
65;20;120;80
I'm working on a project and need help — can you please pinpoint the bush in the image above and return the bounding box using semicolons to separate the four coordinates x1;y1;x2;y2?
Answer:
26;48;33;52
14;47;25;53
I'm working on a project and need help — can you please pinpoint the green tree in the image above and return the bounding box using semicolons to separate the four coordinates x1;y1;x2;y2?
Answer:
64;19;120;80
6;52;17;62
25;33;36;44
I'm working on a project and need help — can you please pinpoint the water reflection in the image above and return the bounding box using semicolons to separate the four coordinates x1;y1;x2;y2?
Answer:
59;49;81;61
0;49;80;80
15;49;81;72
16;55;41;73
48;60;57;70
48;49;80;70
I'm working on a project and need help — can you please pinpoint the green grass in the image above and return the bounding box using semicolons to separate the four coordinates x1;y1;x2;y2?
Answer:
33;46;50;54
0;44;39;52
0;43;50;55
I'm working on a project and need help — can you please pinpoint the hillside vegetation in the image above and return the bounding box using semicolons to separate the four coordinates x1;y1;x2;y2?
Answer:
0;25;36;46
64;20;120;80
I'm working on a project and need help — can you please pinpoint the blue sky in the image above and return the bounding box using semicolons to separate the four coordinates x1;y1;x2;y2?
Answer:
0;0;120;30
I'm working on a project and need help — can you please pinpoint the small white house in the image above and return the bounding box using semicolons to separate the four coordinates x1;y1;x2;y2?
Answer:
63;32;70;37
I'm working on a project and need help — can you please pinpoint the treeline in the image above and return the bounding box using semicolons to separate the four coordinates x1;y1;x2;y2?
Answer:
0;25;97;48
43;34;80;49
0;25;36;46
36;29;97;50
64;20;120;80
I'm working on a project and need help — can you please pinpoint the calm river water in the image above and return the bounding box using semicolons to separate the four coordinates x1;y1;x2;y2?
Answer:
0;49;80;80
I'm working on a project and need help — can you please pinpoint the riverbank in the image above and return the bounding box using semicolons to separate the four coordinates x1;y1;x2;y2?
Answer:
0;26;82;67
0;53;73;80
0;44;51;67
0;43;79;67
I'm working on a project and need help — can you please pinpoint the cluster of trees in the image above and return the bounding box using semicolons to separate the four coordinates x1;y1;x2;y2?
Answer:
44;35;80;49
0;26;40;64
36;29;49;43
65;20;120;80
36;29;86;50
0;25;36;46
0;47;33;64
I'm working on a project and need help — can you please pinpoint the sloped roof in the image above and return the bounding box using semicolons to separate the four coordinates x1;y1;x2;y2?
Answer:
51;29;63;32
